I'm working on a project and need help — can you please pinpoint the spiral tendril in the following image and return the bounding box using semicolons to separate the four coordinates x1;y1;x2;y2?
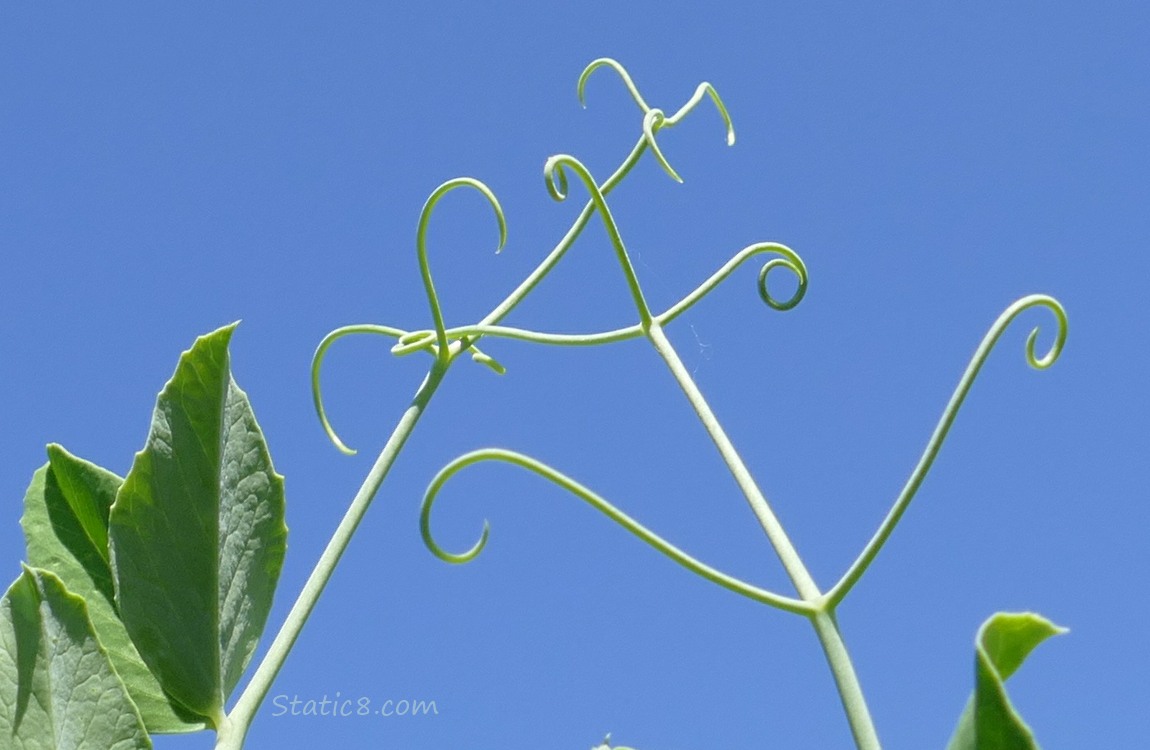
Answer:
827;293;1068;606
757;252;808;312
420;448;814;615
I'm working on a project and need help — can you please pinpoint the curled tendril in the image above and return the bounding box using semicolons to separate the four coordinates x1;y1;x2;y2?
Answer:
827;294;1068;606
578;58;735;184
420;448;815;616
311;324;410;455
310;179;506;455
666;82;736;145
577;57;652;114
544;154;653;323
417;178;507;360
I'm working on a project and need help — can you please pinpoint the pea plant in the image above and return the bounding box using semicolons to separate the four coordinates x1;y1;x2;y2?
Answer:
0;59;1067;750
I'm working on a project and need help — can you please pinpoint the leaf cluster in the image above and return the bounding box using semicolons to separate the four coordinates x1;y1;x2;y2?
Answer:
3;325;285;747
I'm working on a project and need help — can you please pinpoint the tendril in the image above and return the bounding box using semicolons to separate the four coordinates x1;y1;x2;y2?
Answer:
426;242;808;347
311;321;507;455
642;108;682;183
827;294;1068;606
577;58;652;114
311;324;411;455
417;178;507;360
657;241;806;320
312;240;805;455
577;58;735;184
543;154;654;324
420;448;815;616
665;82;736;146
309;180;506;455
311;61;742;455
388;328;506;373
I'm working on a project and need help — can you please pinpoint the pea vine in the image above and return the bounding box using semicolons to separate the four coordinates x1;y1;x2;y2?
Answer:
0;59;1067;750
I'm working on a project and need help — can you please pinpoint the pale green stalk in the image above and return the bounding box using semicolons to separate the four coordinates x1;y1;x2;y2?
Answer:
644;323;820;599
220;363;448;749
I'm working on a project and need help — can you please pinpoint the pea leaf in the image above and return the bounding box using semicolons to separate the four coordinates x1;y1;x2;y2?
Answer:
109;323;287;725
20;447;206;732
0;566;152;750
946;612;1066;750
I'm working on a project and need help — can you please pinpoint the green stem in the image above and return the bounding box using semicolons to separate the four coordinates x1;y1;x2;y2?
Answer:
811;611;882;750
219;363;450;750
477;136;647;329
644;321;881;749
644;322;820;600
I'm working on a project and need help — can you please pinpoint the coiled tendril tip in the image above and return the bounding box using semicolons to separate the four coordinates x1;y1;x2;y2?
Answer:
577;60;735;183
1021;295;1067;369
757;252;808;312
421;486;490;564
543;155;570;202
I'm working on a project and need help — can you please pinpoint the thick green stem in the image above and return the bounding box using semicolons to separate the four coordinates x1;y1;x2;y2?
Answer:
811;610;881;750
218;363;449;750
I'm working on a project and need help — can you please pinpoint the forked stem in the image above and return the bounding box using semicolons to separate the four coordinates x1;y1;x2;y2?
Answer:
645;321;881;748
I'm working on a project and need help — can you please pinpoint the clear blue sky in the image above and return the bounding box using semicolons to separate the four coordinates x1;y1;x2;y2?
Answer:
2;3;1146;748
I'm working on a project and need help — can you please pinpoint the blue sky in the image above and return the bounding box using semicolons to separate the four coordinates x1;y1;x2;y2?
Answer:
2;3;1146;748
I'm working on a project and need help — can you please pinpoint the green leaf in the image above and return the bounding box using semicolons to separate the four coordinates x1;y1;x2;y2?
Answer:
946;612;1066;750
20;447;206;733
0;566;152;750
109;323;287;725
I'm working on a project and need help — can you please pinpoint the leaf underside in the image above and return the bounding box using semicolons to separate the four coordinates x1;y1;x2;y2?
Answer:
0;566;152;750
21;447;205;733
109;323;287;722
